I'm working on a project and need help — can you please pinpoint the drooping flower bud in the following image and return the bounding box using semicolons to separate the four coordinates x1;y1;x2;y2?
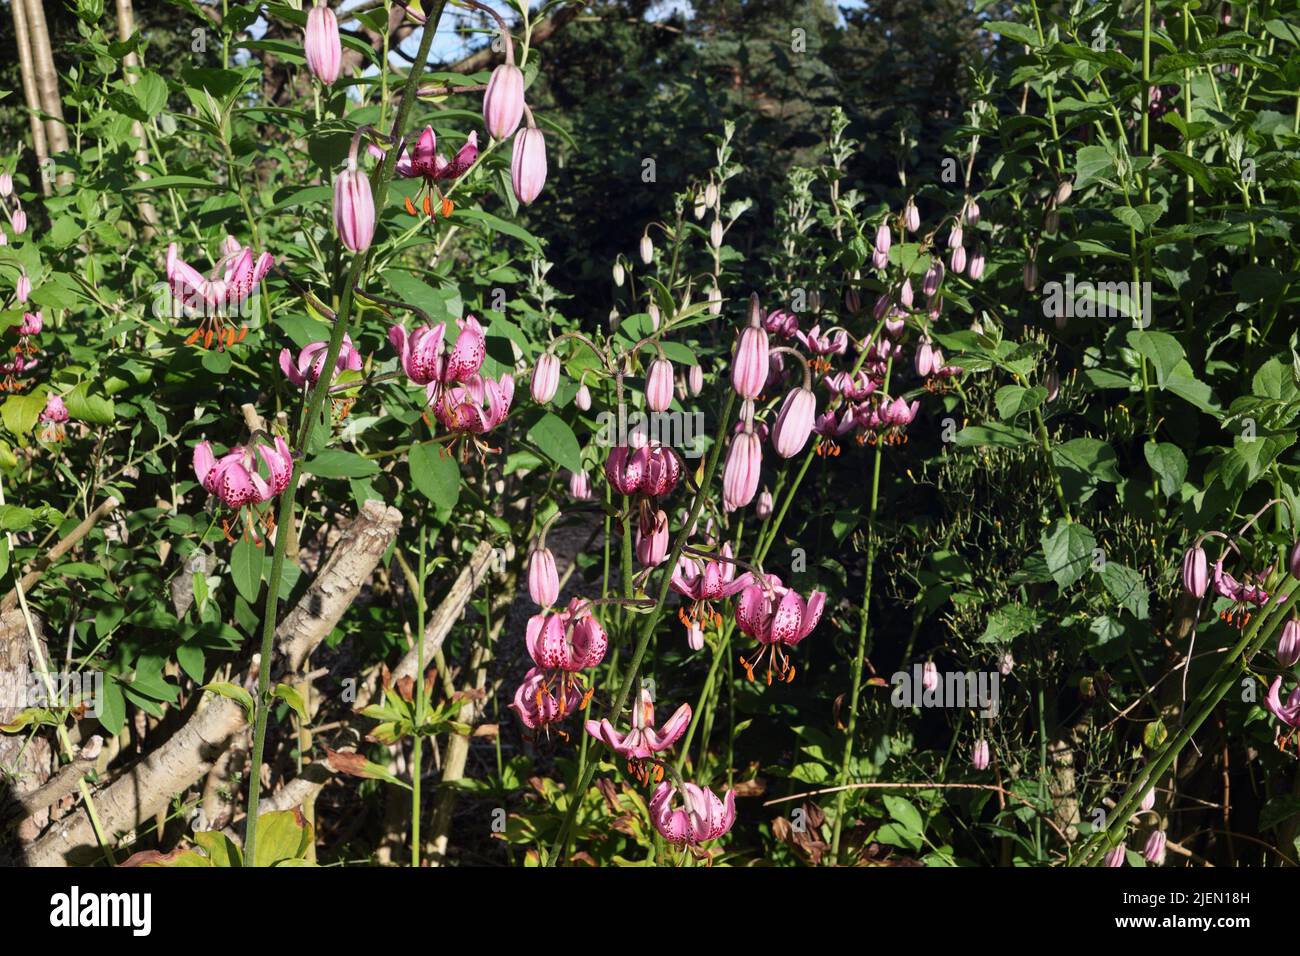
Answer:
1103;846;1127;867
15;273;30;304
921;661;939;692
1139;788;1156;812
304;2;342;86
528;546;559;607
710;220;723;249
647;301;661;330
968;246;986;281
971;739;990;770
723;427;762;511
688;364;703;396
0;173;11;197
1045;368;1060;402
531;352;561;404
646;358;674;413
903;197;920;233
612;261;626;287
1182;545;1208;598
1054;179;1073;205
772;386;816;458
334;160;375;252
756;488;773;518
1023;260;1037;291
635;509;670;567
1288;540;1300;580
1142;830;1167;866
874;220;892;256
947;224;964;249
704;182;718;208
575;382;592;411
483;63;525;140
949;245;967;275
922;258;944;298
639;233;654;265
1279;617;1300;667
12;208;27;235
965;198;980;226
511;127;547;205
899;278;914;309
568;469;592;500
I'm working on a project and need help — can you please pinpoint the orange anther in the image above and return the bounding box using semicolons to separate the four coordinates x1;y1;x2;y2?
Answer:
405;196;418;216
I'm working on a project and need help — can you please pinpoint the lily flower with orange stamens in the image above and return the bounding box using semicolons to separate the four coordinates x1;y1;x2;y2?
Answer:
522;598;607;726
671;542;751;639
167;237;273;350
735;573;826;685
393;126;478;217
585;687;691;783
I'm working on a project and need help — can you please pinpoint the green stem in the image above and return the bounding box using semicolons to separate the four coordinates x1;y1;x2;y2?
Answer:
242;1;448;866
548;390;737;865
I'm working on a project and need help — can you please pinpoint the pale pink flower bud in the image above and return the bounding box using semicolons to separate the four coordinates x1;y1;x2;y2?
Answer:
1139;788;1156;813
511;127;547;205
915;338;936;377
710;220;723;248
899;278;914;309
1279;617;1300;667
483;63;525;140
1143;830;1167;866
575;382;592;411
1288;540;1300;580
947;224;964;249
569;469;592;500
15;273;30;304
1045;367;1060;402
949;245;967;274
922;258;944;298
723;428;762;511
874;221;892;256
972;739;990;770
646;358;674;412
1103;846;1127;867
903;197;920;233
688;365;704;396
639;233;654;265
771;386;816;458
756;488;773;518
732;316;769;401
1182;545;1208;598
334;162;375;252
528;546;559;607
0;173;11;197
305;3;342;85
965;198;980;226
968;246;986;280
921;661;939;692
12;208;27;235
531;352;561;404
687;619;705;651
636;509;670;567
648;301;661;330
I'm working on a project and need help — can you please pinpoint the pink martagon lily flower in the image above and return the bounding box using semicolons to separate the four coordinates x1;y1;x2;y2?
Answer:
585;687;691;769
650;781;737;848
735;573;826;684
279;334;363;388
1264;676;1300;730
167;237;274;350
510;666;581;731
672;542;752;633
389;314;486;390
526;598;608;673
431;372;514;454
395;126;478;216
192;436;293;540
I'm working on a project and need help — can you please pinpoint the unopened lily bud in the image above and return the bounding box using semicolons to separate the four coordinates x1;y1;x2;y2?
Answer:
648;301;661;330
772;387;816;458
639;233;654;265
531;352;561;403
636;510;670;567
575;382;592;411
511;127;547;204
874;220;892;256
1288;540;1300;579
334;161;376;253
756;488;773;518
528;546;559;607
1279;617;1300;667
899;278;914;309
722;428;762;511
688;364;703;396
844;287;860;315
1045;367;1060;402
707;285;722;316
903;197;920;233
1054;179;1073;205
483;63;525;140
710;220;723;248
1139;788;1156;812
1023;260;1037;291
15;273;30;304
646;358;674;412
1103;846;1127;867
972;739;990;771
12;208;26;235
968;247;986;281
568;469;593;500
923;259;944;298
1143;830;1167;866
1182;545;1208;598
921;661;939;692
694;198;707;220
964;198;980;226
304;2;342;85
704;182;718;208
0;173;11;197
947;224;963;249
949;245;967;274
613;261;625;287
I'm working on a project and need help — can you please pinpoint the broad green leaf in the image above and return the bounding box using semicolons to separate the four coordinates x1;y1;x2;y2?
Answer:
230;535;264;604
1100;563;1149;620
1143;442;1187;497
527;412;583;472
409;441;460;517
1042;520;1097;589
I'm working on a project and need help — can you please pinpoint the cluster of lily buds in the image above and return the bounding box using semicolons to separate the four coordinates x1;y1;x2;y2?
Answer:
193;435;294;539
585;687;691;783
0;171;26;243
36;393;68;442
511;598;606;733
166;236;274;350
279;334;363;389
